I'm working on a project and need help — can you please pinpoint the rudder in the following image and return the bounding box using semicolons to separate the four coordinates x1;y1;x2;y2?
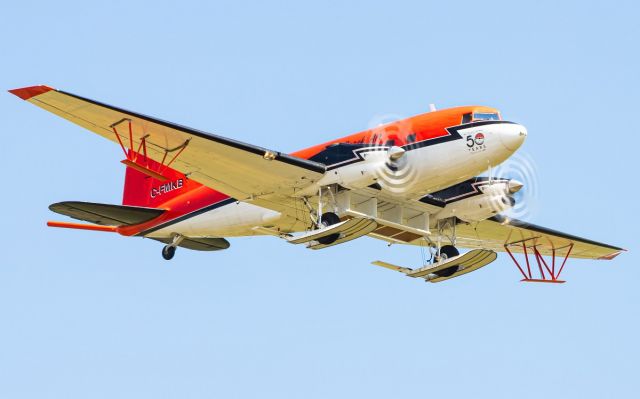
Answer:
122;151;202;208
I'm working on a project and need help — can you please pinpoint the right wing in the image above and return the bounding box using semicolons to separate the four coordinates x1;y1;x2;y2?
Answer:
455;215;625;260
10;85;325;225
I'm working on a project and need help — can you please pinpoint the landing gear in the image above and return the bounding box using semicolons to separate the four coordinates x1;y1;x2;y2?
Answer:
318;212;340;228
427;245;460;281
162;234;184;261
426;217;459;264
317;212;340;245
298;186;342;245
438;245;459;260
433;245;460;277
162;245;176;260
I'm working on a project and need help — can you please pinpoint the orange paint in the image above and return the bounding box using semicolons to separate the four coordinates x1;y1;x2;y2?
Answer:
292;106;498;159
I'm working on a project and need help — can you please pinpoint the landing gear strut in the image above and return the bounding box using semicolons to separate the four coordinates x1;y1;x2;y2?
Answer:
300;186;342;245
162;234;184;261
425;217;459;263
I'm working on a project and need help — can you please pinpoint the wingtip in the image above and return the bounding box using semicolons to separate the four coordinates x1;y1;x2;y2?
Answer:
598;249;627;260
8;85;55;100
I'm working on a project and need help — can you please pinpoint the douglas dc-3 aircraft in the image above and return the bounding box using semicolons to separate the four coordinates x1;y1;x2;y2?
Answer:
10;85;625;283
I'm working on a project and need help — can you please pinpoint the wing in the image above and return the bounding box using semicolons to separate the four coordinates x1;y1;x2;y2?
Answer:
10;85;325;225
455;215;624;260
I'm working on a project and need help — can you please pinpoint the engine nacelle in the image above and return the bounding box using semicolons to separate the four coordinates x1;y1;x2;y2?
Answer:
295;149;390;196
434;179;521;222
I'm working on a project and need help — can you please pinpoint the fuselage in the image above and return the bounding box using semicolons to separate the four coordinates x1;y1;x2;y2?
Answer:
117;105;527;239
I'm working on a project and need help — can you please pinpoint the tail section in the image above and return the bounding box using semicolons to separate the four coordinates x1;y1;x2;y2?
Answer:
122;151;203;208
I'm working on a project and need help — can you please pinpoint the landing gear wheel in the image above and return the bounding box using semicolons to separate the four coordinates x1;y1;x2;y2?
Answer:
319;212;340;228
317;212;341;245
434;245;460;277
162;245;176;260
439;245;459;260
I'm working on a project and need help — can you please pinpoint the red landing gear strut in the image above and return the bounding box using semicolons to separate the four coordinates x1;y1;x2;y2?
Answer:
504;241;574;283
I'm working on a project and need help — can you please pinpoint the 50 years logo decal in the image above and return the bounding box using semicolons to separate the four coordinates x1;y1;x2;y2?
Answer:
466;132;486;152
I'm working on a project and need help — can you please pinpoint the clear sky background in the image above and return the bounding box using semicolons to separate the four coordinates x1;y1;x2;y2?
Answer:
1;1;638;398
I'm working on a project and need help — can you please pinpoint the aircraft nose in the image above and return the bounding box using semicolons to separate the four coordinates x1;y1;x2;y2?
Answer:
499;123;527;152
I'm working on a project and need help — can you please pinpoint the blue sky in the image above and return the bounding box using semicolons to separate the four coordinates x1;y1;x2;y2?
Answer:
1;1;638;398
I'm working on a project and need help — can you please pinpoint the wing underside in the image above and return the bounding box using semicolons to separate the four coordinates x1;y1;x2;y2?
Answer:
10;85;325;226
455;215;624;260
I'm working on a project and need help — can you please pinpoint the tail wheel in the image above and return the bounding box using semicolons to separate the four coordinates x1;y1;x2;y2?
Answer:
317;212;341;245
162;245;176;260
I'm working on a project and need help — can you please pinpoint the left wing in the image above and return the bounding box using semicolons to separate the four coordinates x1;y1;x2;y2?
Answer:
10;85;325;224
455;215;624;260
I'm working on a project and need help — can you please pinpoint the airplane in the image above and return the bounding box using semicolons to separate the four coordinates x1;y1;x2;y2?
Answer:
9;85;625;283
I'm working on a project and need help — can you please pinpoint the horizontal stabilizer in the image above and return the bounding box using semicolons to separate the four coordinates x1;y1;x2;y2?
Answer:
49;201;164;226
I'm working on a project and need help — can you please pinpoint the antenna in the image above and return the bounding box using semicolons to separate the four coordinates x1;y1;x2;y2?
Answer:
429;104;437;112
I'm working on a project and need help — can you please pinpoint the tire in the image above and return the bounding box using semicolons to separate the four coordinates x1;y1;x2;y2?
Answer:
162;245;176;260
439;245;459;260
317;212;340;245
434;245;460;277
319;212;340;228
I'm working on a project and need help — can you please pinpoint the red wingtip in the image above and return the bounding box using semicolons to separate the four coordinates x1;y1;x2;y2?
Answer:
599;249;626;260
8;85;55;100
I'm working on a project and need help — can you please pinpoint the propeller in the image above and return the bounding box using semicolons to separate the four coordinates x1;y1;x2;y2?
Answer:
366;113;421;195
487;152;540;220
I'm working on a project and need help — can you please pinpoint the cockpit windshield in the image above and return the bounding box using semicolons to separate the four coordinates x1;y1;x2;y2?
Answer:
473;112;501;121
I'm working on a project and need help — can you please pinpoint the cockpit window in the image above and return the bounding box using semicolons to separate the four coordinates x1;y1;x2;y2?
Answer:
461;113;472;124
473;112;501;121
